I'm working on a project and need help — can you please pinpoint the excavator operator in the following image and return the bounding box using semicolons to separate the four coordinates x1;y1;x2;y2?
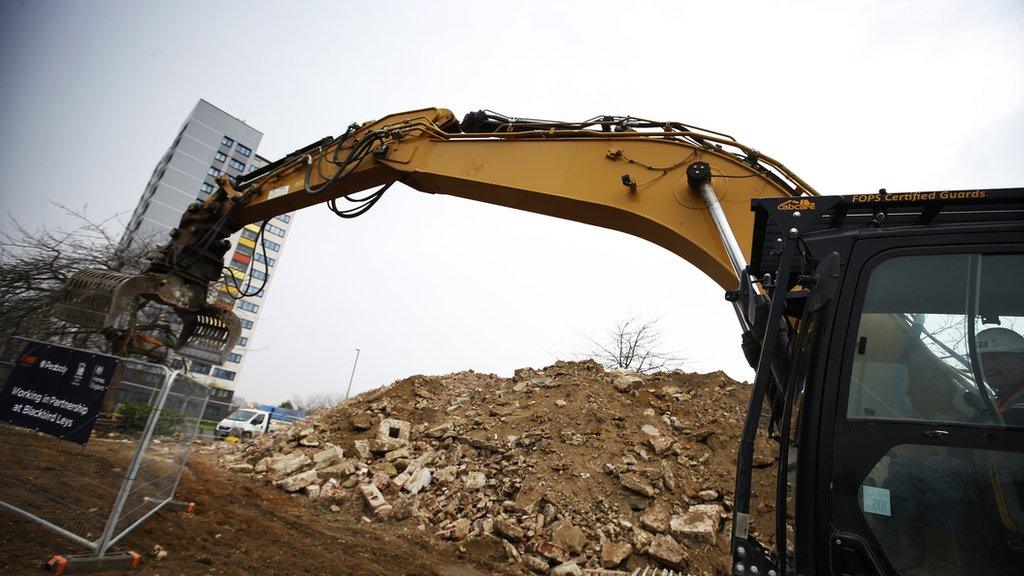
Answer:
979;327;1024;427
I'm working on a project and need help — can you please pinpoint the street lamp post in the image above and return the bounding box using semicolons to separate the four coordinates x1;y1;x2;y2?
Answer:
344;348;361;400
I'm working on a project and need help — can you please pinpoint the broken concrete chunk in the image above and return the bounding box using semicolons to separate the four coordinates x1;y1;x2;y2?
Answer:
533;540;570;563
458;433;503;452
299;433;321;447
640;424;661;437
646;434;674;456
305;484;321;499
434;465;458;484
411;448;436;468
551;520;586;555
646;533;686;568
531;376;559;388
451;517;473;540
600;541;633;568
521;554;551;574
414;387;437;400
227;462;254;473
613;375;643;393
359;483;392;517
661;468;677;492
353;439;371;460
670;504;722;545
390;463;421;492
277;469;318;492
513;367;534;381
631;526;654;550
390;496;415;520
542;503;556;526
319;479;344;502
640;500;671;534
370;471;391;492
319;459;357;479
514;485;543;513
403;467;432;494
369;461;397;477
424;421;454;438
369;437;404;453
350;412;374;430
376;418;411;444
494;518;525;542
490;404;517;417
313;444;345;469
697;489;719;502
462;471;487;490
384;446;410;462
550;561;582;576
268;451;311;479
623;492;651;511
619;473;656;497
439;517;472;540
501;539;521;562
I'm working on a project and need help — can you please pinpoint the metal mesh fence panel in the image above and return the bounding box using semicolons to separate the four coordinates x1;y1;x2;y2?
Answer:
0;337;210;553
105;374;210;548
195;398;238;442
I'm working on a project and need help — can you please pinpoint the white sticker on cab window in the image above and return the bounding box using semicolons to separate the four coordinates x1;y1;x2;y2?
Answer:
862;485;892;516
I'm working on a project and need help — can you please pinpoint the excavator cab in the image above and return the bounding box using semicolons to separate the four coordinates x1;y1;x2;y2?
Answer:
738;190;1024;576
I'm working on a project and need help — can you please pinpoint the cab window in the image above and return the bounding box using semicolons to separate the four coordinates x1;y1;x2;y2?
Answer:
838;252;1024;575
847;253;1024;428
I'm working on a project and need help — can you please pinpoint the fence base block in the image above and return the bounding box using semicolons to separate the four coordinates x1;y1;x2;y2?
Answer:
45;552;141;575
144;497;195;513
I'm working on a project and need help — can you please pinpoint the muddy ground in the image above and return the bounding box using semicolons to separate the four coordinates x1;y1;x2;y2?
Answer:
0;450;505;576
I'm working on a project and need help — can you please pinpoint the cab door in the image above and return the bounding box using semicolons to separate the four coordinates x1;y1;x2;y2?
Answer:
820;240;1024;575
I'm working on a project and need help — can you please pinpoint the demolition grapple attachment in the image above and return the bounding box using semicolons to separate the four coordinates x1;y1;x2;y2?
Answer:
55;269;241;365
174;309;241;364
54;270;158;329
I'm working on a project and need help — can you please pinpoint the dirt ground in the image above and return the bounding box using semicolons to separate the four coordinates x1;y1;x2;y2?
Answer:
0;451;506;576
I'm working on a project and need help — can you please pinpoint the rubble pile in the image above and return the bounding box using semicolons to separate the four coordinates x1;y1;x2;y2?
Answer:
218;361;776;574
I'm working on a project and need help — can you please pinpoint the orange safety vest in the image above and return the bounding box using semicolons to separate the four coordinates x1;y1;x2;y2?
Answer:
996;385;1024;414
989;383;1024;533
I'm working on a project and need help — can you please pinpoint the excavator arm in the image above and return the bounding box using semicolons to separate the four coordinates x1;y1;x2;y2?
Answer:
56;107;815;363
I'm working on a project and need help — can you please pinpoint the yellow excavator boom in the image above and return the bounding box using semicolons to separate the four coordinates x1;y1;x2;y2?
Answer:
55;107;815;362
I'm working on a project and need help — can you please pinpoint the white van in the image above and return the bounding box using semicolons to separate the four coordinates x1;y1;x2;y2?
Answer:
215;409;271;439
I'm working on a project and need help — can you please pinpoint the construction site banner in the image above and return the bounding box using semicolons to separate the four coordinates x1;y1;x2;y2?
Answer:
0;341;118;445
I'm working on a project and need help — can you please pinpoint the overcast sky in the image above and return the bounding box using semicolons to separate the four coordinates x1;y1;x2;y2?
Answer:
2;1;1022;404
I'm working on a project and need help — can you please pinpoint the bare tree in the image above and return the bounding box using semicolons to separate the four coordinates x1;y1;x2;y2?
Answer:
584;315;685;373
0;205;175;363
290;392;344;415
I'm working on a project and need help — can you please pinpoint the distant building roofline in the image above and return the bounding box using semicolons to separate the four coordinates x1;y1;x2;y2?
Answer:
197;98;263;136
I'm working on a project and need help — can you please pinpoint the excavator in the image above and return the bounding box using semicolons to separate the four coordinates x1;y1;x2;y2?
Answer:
54;108;1023;575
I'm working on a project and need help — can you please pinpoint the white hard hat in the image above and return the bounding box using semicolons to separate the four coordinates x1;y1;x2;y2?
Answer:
977;327;1024;354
